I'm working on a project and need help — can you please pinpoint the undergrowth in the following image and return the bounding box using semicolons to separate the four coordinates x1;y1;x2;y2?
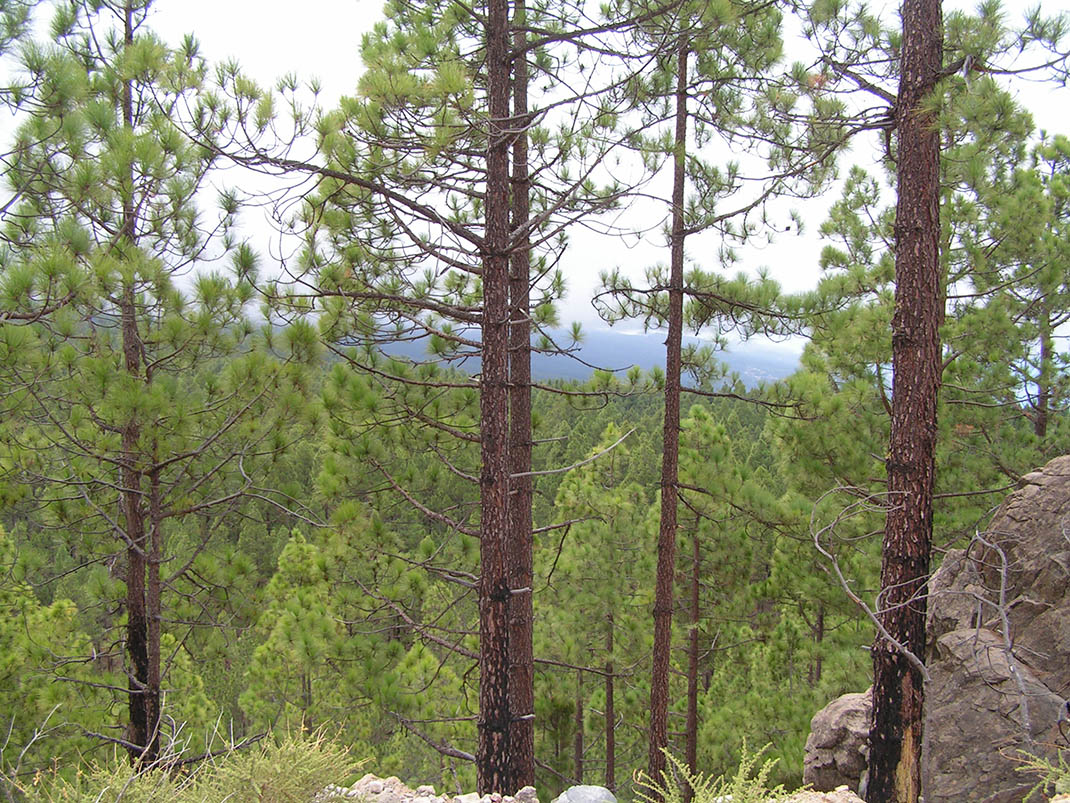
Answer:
20;729;360;803
635;743;798;803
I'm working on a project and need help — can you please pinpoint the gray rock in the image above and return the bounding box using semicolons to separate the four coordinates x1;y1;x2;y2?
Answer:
550;786;617;803
805;457;1070;803
515;787;538;803
803;689;871;794
923;455;1070;803
363;779;386;796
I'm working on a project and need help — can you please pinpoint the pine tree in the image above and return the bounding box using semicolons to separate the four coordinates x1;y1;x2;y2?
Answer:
793;4;1070;799
206;0;658;787
540;422;655;792
867;1;943;797
0;0;313;765
0;526;107;793
592;0;842;781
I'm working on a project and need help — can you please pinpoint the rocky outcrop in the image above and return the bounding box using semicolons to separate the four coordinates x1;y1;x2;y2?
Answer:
804;456;1070;803
802;690;871;794
924;455;1070;803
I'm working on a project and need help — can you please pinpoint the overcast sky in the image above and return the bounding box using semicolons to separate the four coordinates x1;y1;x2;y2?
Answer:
142;1;1070;336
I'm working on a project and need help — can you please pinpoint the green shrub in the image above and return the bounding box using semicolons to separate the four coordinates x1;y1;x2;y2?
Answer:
635;744;798;803
22;729;361;803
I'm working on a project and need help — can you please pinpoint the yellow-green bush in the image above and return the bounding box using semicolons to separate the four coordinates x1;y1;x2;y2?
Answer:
22;730;361;803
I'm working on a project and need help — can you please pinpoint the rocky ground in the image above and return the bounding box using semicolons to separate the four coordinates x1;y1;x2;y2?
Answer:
316;774;865;803
317;775;538;803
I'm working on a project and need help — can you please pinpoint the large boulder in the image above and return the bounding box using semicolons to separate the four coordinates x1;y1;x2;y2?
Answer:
803;689;871;794
805;456;1070;803
923;455;1070;803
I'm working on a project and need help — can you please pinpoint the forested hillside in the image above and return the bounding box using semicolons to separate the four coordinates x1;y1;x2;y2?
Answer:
0;1;1068;802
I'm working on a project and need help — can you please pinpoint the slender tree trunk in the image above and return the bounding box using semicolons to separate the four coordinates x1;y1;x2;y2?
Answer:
683;534;700;803
121;288;156;765
119;0;158;765
810;604;825;687
574;669;584;783
605;617;615;791
508;0;535;786
867;1;943;800
146;467;163;752
477;0;514;792
121;380;153;762
648;37;689;787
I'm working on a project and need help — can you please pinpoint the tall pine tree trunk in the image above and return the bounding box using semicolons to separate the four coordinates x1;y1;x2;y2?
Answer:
867;1;942;800
648;36;688;787
508;0;535;786
477;0;514;792
120;361;154;762
120;0;158;765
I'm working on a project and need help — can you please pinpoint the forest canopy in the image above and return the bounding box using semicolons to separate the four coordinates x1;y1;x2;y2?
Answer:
0;1;1068;802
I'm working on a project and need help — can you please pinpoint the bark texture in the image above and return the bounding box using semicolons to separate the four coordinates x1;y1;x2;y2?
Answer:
477;0;514;791
507;0;535;786
867;0;943;800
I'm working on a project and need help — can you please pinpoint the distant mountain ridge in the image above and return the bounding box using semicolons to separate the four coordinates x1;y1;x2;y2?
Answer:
533;328;802;385
384;328;802;387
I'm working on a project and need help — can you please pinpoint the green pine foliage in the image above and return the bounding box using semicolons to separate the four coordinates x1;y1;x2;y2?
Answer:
0;0;1068;797
0;528;110;793
536;422;656;790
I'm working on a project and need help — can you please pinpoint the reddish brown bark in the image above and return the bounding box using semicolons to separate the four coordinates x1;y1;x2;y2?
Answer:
647;37;688;788
507;0;535;787
477;0;515;792
867;0;943;800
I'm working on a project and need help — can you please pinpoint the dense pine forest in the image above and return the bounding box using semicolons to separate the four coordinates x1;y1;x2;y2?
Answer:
0;1;1069;801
